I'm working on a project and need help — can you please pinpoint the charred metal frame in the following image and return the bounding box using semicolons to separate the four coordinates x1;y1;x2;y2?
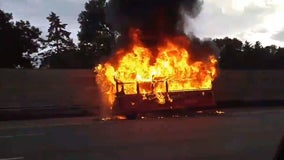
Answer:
113;78;216;119
114;78;211;95
115;80;170;95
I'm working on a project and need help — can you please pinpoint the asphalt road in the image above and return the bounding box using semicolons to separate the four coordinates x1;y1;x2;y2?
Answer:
1;107;284;160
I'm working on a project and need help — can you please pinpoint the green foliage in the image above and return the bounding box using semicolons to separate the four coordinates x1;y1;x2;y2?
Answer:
42;49;81;69
77;0;115;67
15;20;43;54
215;37;284;69
41;12;80;69
0;10;42;68
214;37;243;50
243;41;253;53
46;12;75;55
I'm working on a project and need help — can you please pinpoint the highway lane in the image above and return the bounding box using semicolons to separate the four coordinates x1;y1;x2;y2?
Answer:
1;107;284;160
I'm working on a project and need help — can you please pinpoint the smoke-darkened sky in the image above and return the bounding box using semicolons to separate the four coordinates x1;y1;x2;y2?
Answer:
105;0;203;48
1;0;284;46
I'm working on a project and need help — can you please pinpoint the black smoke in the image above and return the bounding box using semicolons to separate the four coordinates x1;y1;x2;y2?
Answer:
106;0;202;44
105;0;215;61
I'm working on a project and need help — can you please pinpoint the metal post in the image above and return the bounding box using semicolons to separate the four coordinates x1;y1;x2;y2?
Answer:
115;79;119;93
121;84;125;94
136;82;140;94
166;80;169;93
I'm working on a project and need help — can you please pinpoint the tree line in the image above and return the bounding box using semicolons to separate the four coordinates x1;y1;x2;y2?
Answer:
215;38;284;69
0;0;114;69
0;0;284;69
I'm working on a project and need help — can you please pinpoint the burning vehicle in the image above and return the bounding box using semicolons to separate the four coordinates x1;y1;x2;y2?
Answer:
113;79;216;119
95;0;218;119
96;30;217;119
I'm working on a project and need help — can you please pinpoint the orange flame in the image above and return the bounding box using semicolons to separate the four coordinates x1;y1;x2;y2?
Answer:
95;29;218;107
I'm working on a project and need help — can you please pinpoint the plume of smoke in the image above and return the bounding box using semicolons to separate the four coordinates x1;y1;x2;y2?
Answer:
106;0;203;47
105;0;218;62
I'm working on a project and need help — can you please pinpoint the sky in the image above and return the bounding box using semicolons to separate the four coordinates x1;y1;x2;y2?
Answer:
1;0;284;47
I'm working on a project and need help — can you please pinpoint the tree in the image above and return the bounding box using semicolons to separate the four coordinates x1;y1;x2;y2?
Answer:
213;37;244;69
46;12;75;55
254;41;262;50
78;0;115;67
0;10;13;30
243;41;253;53
264;45;277;55
214;37;243;51
15;20;43;67
40;12;78;68
0;10;42;68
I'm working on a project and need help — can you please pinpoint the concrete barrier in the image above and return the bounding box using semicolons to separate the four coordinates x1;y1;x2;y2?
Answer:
1;69;284;119
213;70;284;106
0;69;99;109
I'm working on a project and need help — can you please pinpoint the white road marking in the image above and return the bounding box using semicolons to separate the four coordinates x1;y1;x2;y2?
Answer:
0;157;24;160
0;133;45;139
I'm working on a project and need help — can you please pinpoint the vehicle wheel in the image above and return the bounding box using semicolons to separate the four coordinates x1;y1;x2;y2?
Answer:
126;114;138;120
